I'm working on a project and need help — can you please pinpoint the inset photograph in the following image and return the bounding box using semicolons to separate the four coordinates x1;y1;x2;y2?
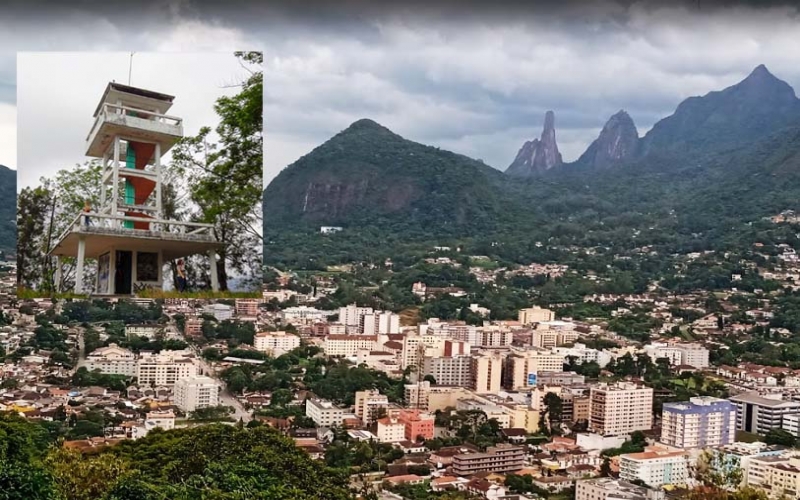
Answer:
16;52;263;298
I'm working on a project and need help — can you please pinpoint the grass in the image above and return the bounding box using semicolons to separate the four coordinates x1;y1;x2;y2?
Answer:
736;430;763;443
17;288;88;300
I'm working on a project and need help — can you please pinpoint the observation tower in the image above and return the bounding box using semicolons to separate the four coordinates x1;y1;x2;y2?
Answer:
49;82;223;295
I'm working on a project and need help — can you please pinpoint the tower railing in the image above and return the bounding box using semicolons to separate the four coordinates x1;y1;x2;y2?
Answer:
86;103;184;152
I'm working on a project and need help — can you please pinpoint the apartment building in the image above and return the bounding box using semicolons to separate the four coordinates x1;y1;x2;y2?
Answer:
184;318;203;337
471;352;504;394
354;389;390;424
644;343;710;369
678;344;710;369
125;323;162;339
422;355;473;387
537;371;586;386
531;321;580;348
404;381;472;412
399;409;435;441
362;312;400;335
203;303;234;321
576;478;665;500
281;306;329;323
619;449;690;488
338;303;374;327
552;343;612;368
376;416;406;443
253;330;300;356
745;455;800;497
136;349;198;386
173;375;219;412
660;396;736;448
589;382;654;436
453;444;526;476
322;335;378;357
518;306;555;325
84;343;136;376
504;348;567;390
306;398;346;427
730;392;800;435
235;298;260;317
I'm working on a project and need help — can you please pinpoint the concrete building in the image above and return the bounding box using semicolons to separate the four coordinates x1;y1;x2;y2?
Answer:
619;449;690;488
537;371;586;386
404;381;472;412
453;444;526;476
575;478;665;500
677;344;710;369
504;348;567;390
730;392;800;435
471;352;504;394
173;375;219;412
744;455;800;496
590;382;654;436
84;343;137;376
660;396;736;448
422;355;473;387
399;409;435;441
518;306;555;325
234;298;260;317
184;317;203;337
531;321;580;348
376;416;406;443
306;398;345;427
253;331;300;356
281;306;329;323
338;303;374;327
125;323;161;339
322;335;378;357
203;303;233;321
354;389;390;424
644;343;709;369
362;312;400;335
136;349;198;386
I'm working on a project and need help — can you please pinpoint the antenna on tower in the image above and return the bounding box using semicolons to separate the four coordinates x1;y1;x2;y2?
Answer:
128;52;136;85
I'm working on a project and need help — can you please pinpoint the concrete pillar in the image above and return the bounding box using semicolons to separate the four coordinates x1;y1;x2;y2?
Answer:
155;142;162;221
209;249;219;292
53;256;61;293
75;236;86;294
112;136;120;227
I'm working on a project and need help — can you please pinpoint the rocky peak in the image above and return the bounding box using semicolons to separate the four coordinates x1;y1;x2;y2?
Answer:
506;110;563;177
577;110;639;169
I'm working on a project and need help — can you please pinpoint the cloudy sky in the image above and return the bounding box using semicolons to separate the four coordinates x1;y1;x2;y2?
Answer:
16;52;253;190
1;1;800;187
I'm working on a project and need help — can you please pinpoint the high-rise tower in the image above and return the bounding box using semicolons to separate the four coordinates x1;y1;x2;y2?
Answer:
49;82;223;295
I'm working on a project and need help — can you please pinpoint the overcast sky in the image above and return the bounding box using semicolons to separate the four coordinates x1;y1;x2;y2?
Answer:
16;52;253;190
1;1;800;187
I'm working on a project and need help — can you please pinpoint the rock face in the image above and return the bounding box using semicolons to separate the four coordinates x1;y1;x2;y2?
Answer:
506;110;563;177
577;110;639;169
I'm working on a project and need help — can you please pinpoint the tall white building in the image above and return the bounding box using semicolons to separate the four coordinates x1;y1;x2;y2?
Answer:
660;396;736;448
504;348;567;389
253;331;300;356
338;303;374;327
619;449;690;488
362;312;400;335
518;306;555;325
136;349;198;386
322;335;378;357
281;306;329;323
174;375;219;412
354;389;390;424
306;398;345;427
85;343;137;376
730;392;800;435
203;303;234;321
589;382;654;436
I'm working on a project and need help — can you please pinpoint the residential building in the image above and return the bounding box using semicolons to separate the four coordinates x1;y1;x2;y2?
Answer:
322;335;378;357
306;398;345;427
281;306;329;323
471;352;504;394
136;349;198;386
203;303;233;321
504;348;567;389
125;324;162;339
354;389;389;424
173;376;219;412
537;371;586;386
184;318;203;337
678;344;710;369
376;416;406;443
453;444;525;476
619;448;690;488
84;343;136;376
745;455;800;496
338;303;374;327
253;331;300;356
422;355;473;387
730;392;800;435
518;306;555;325
235;298;260;317
399;409;435;441
403;381;472;412
531;321;580;348
590;382;654;436
362;312;400;335
661;396;736;448
575;477;665;500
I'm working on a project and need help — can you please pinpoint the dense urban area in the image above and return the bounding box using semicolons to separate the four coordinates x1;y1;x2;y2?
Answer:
2;205;800;499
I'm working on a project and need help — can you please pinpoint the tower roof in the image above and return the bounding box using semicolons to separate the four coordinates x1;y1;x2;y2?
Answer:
93;82;175;117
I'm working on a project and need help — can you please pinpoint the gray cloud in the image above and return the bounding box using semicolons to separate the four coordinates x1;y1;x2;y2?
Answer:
1;0;800;185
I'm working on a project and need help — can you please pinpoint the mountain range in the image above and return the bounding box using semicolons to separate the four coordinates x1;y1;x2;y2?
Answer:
0;165;15;255
263;64;800;266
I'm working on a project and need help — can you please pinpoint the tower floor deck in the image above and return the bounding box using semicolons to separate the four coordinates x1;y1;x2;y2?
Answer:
50;226;223;261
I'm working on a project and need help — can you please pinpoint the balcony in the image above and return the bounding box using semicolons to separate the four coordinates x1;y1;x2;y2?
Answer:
86;103;183;158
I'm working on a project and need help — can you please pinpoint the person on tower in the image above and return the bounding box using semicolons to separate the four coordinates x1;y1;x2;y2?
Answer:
176;259;187;292
83;200;92;226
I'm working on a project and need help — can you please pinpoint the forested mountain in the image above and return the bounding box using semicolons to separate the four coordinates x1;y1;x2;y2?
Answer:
0;165;14;255
263;65;800;269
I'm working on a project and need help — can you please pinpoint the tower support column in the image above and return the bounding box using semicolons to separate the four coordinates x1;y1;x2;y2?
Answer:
75;235;86;294
209;249;219;292
53;256;61;293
